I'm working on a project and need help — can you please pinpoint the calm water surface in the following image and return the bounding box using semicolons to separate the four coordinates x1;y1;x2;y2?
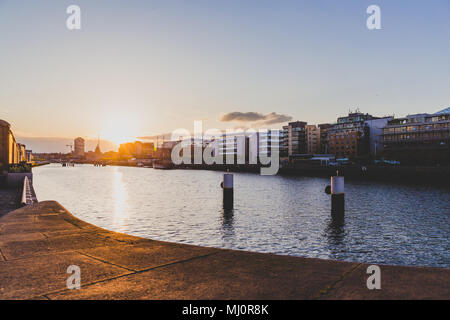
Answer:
34;164;450;268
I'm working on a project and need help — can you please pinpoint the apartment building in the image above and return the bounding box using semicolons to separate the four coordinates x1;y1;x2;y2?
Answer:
282;121;307;156
382;108;450;164
327;112;375;158
318;123;332;154
306;125;320;154
216;130;281;164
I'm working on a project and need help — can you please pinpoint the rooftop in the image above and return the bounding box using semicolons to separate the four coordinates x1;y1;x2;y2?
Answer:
0;119;11;127
434;107;450;115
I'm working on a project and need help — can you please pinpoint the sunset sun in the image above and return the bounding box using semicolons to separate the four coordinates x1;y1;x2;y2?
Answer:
99;113;143;145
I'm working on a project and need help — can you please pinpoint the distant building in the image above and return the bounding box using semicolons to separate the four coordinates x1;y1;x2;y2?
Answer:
95;144;101;155
306;125;320;154
283;121;307;156
328;112;376;158
17;143;26;162
258;130;282;158
74;137;85;158
161;141;179;150
119;142;135;158
382;108;450;165
318;123;332;154
364;117;393;157
25;150;33;163
119;141;155;159
135;141;155;158
217;132;253;164
215;130;281;164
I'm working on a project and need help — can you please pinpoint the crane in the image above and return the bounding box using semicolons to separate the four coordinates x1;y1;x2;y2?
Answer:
66;144;73;154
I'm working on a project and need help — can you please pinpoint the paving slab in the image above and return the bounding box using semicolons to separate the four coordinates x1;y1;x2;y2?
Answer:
0;232;128;261
320;263;450;300
0;251;132;299
78;241;219;272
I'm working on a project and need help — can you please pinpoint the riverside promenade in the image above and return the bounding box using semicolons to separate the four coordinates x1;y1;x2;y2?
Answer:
0;201;449;300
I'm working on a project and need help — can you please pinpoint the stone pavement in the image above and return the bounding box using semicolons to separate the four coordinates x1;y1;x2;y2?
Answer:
0;201;448;300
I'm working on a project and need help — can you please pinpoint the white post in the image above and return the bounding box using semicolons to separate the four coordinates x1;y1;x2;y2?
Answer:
331;175;345;213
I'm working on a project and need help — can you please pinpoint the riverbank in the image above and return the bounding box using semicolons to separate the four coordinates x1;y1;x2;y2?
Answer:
182;164;450;185
0;201;448;300
76;160;450;185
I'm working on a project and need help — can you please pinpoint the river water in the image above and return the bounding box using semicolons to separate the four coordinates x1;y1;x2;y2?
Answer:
33;164;450;268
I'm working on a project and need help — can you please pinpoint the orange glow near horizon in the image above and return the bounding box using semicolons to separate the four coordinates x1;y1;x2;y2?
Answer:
99;112;144;145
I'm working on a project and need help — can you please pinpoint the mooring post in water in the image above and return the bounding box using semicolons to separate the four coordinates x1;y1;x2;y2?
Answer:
331;171;344;214
222;172;234;209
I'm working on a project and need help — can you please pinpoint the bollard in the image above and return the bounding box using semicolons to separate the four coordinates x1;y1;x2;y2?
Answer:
331;175;344;214
222;173;234;209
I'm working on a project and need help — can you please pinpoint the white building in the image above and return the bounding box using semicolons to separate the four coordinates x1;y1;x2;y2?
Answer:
215;130;282;164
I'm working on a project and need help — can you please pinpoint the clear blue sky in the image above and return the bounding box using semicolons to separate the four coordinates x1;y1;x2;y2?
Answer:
0;0;449;152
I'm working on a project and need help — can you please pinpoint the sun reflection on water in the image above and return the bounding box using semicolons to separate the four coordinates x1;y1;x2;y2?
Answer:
111;167;129;231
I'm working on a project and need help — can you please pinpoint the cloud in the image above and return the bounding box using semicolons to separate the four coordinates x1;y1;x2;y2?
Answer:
261;112;293;125
220;112;266;122
220;111;292;125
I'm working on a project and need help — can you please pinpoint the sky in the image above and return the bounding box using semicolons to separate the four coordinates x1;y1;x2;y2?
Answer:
0;0;449;152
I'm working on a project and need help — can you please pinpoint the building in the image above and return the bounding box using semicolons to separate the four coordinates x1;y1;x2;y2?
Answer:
364;117;393;157
280;126;289;157
119;142;135;158
18;143;26;162
95;142;101;155
258;130;282;158
318;124;332;154
119;141;155;159
1;120;14;171
217;132;252;164
306;125;320;154
216;130;281;164
0;119;30;173
327;112;375;159
74;137;85;158
25;150;33;163
283;121;307;156
382;108;450;165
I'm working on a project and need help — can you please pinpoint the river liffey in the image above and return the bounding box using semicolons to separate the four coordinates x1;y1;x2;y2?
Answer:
33;164;450;268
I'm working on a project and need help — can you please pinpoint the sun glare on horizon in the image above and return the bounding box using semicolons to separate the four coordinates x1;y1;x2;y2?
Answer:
99;113;144;145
